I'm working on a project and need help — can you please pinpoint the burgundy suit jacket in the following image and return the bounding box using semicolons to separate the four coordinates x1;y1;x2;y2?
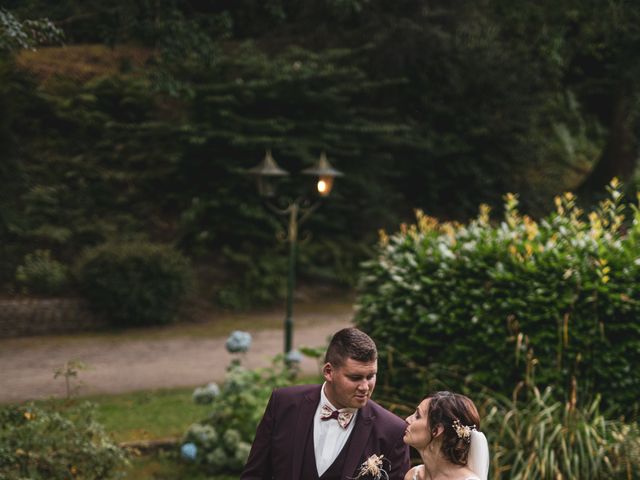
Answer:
241;384;410;480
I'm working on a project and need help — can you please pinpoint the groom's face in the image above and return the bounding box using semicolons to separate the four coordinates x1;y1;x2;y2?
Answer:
323;357;377;409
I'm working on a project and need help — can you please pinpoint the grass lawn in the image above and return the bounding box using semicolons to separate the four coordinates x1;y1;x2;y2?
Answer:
33;386;209;443
31;387;238;479
90;387;250;479
13;368;322;479
123;452;237;480
87;387;210;443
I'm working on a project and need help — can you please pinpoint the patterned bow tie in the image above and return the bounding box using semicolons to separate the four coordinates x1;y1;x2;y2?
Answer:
320;403;355;429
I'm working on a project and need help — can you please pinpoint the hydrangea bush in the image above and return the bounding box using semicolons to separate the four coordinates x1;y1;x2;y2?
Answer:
182;356;296;474
356;180;640;415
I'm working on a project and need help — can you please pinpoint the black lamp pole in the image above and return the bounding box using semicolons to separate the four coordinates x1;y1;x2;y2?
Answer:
248;151;343;354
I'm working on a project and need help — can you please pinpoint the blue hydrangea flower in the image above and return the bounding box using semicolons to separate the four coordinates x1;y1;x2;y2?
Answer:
285;349;303;363
226;330;252;353
181;442;198;461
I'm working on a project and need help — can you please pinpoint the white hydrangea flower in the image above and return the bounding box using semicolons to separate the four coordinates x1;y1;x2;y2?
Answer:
226;330;252;353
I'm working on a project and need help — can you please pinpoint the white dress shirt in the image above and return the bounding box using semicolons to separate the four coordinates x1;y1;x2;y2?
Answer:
313;383;358;476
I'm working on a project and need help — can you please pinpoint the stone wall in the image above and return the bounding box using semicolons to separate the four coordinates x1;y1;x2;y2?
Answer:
0;298;109;338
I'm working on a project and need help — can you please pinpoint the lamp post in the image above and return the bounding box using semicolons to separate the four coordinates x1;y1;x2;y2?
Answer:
248;150;344;354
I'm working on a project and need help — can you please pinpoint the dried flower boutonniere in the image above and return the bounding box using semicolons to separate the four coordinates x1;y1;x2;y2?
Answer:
353;453;390;480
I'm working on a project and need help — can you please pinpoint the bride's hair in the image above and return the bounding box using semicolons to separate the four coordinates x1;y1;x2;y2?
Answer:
426;391;480;466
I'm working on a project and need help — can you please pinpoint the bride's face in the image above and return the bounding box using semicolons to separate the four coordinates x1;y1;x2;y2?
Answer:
404;399;431;448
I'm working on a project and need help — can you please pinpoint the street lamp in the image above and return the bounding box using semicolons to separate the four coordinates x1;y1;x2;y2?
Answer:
248;150;344;354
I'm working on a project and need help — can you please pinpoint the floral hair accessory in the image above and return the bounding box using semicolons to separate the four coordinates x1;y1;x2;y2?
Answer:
353;453;389;480
452;419;476;442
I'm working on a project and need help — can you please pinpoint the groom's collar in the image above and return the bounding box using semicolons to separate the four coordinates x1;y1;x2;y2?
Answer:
306;384;375;420
320;383;358;414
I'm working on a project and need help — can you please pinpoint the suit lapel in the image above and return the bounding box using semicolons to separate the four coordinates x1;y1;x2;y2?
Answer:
291;386;321;480
341;403;375;479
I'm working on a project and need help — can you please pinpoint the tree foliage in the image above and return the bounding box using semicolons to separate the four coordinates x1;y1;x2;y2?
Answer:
1;1;639;306
0;8;63;53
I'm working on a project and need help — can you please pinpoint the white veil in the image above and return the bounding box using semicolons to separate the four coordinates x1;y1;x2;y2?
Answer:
467;430;489;480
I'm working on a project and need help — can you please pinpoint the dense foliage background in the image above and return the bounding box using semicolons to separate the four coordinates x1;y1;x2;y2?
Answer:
1;0;640;312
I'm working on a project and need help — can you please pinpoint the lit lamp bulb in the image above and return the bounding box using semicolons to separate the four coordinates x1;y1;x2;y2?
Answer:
303;152;341;196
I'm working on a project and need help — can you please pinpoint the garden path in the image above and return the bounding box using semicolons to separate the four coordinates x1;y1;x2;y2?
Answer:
0;299;354;404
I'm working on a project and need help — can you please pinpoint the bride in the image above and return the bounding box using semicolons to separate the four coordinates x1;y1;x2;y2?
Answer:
403;391;489;480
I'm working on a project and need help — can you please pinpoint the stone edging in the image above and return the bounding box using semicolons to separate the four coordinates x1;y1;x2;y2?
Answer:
0;297;109;338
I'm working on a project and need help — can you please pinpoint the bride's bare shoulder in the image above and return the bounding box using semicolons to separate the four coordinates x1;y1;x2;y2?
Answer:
404;465;422;480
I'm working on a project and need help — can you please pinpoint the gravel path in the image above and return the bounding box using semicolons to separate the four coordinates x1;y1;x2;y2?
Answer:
0;303;354;404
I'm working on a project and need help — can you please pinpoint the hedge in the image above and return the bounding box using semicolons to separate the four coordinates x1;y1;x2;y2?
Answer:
355;180;640;416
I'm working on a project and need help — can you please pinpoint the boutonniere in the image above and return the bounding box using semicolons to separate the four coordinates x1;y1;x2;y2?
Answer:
354;453;389;480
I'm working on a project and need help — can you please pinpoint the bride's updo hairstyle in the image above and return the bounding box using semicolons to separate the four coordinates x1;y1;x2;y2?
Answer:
427;391;480;466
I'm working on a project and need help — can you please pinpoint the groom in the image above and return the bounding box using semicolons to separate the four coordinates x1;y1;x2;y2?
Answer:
241;327;410;480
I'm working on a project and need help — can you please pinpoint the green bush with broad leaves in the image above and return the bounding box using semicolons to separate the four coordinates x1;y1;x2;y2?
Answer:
356;179;640;416
0;402;128;480
182;357;297;474
76;241;193;326
481;385;640;479
15;249;69;295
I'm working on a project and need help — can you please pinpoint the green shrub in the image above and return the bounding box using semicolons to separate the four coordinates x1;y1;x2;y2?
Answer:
356;179;640;416
15;249;69;295
0;402;128;480
77;241;193;326
481;386;640;479
182;357;296;474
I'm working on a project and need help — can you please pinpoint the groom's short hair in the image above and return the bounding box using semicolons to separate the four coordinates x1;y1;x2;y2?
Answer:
325;327;377;367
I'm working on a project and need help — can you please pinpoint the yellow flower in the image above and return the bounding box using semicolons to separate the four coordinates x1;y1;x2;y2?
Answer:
378;229;389;247
442;223;456;243
478;204;491;225
525;243;533;257
23;412;34;421
523;215;538;240
415;209;439;233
